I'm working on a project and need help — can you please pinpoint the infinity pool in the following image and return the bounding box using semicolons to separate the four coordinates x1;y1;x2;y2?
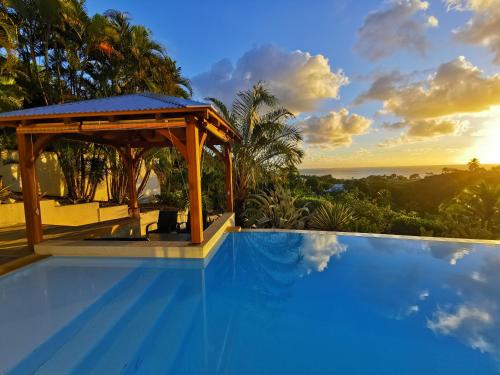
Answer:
1;232;500;374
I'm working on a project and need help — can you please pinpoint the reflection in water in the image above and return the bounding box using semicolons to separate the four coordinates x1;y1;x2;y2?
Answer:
426;251;500;364
2;232;500;374
300;233;347;274
428;305;493;352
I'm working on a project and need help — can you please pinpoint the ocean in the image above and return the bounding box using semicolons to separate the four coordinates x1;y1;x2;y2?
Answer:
299;165;476;179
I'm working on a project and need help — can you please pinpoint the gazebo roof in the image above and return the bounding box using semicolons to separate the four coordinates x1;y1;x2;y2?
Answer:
0;93;240;146
0;93;209;120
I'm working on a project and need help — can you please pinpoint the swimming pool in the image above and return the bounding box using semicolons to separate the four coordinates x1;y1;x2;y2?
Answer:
1;232;500;374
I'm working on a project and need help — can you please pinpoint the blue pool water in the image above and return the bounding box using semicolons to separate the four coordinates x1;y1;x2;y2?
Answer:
1;232;500;374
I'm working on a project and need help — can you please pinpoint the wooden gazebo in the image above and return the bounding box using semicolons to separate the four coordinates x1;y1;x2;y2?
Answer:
0;93;240;248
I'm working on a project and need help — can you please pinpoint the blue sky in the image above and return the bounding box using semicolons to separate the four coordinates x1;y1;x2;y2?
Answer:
87;0;500;167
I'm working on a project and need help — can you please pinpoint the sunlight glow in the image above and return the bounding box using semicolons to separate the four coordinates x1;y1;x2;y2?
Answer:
461;112;500;164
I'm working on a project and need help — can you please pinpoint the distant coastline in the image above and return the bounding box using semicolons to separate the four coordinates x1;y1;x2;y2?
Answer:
299;164;500;179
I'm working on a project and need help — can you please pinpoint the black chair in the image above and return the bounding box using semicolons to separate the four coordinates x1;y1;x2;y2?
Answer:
183;210;210;233
146;210;180;235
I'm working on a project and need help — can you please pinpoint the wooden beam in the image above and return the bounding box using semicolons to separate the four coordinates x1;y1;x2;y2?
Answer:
81;119;186;132
17;123;81;134
186;119;204;244
125;147;140;219
199;130;207;154
224;144;234;213
16;132;43;248
156;129;187;159
203;121;231;143
33;134;57;157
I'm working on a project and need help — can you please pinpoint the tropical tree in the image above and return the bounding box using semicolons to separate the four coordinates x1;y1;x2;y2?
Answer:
104;147;152;204
0;0;23;111
54;140;107;202
451;182;499;229
440;182;500;238
208;82;304;220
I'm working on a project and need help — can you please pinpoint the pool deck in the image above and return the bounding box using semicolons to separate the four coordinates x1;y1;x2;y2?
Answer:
34;213;236;259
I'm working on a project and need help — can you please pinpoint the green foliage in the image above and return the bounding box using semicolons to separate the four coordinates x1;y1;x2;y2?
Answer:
208;82;304;222
243;186;309;229
1;2;191;107
148;148;188;207
439;182;500;239
155;191;188;210
340;192;394;233
105;147;152;204
54;140;107;202
389;213;444;236
308;201;356;231
296;196;329;212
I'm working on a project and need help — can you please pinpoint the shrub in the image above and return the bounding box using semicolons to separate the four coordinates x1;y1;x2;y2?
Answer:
243;187;309;229
389;214;443;236
308;201;356;231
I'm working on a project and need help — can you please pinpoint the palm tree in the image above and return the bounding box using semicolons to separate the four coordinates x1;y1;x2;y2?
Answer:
468;157;480;172
89;10;192;98
208;82;304;221
0;0;24;111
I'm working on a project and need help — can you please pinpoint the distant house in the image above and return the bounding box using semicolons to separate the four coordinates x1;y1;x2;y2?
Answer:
325;183;345;193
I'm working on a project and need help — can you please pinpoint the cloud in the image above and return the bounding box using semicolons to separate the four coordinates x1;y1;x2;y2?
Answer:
297;109;372;148
445;0;499;10
445;0;500;64
379;120;459;146
192;45;348;114
359;56;500;145
355;0;438;61
428;305;494;353
383;56;500;120
300;234;347;274
355;71;408;104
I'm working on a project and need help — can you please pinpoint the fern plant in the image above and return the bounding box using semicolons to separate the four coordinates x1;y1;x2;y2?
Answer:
243;186;309;229
309;201;356;231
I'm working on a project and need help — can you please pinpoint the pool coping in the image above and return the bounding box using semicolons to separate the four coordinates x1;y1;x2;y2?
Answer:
240;229;500;245
0;254;50;277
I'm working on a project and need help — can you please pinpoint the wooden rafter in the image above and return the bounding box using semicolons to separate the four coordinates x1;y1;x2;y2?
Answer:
156;129;187;159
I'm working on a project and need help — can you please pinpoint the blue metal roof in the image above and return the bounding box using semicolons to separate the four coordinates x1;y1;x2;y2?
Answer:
0;93;209;119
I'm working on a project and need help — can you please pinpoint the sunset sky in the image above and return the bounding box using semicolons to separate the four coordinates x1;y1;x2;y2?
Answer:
86;0;500;168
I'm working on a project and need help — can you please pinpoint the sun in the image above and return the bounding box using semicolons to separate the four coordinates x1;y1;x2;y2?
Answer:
461;114;500;165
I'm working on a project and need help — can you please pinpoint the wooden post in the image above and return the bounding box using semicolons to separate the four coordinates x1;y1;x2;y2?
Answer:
186;119;204;243
125;147;140;219
224;144;234;212
16;132;43;248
